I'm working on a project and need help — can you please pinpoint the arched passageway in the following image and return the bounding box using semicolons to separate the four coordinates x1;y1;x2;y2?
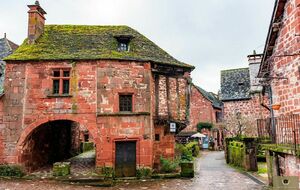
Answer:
20;120;94;171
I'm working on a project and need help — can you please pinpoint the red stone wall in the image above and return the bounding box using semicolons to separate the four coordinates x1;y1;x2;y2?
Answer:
1;64;26;163
223;94;269;136
96;61;153;168
152;73;190;166
1;61;97;164
0;59;191;170
185;85;215;132
156;75;187;121
278;154;300;180
153;126;175;166
0;99;3;163
269;0;300;116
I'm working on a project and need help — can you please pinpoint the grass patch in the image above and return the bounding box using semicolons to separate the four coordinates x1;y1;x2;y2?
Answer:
257;162;268;174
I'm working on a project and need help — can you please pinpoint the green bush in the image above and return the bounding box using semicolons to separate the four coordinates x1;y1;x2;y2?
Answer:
186;142;200;157
0;165;25;177
160;157;179;173
136;167;152;179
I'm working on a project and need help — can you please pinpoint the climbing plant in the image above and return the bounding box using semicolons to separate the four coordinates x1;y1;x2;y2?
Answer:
196;122;213;132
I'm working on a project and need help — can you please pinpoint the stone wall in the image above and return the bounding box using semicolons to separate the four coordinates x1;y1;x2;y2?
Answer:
0;59;191;171
269;0;300;116
155;74;188;121
265;148;300;186
1;63;26;163
153;125;175;167
152;72;190;166
223;93;269;136
1;61;98;164
96;61;152;167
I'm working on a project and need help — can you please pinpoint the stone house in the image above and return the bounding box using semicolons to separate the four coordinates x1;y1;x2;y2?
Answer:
257;0;300;182
220;53;269;136
0;1;194;176
187;84;223;133
258;0;300;116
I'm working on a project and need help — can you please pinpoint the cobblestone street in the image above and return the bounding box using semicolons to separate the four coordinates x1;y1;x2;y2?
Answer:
0;151;266;190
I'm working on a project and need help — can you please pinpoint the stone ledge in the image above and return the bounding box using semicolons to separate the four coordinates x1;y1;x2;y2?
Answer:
47;94;73;98
262;144;299;157
97;112;150;117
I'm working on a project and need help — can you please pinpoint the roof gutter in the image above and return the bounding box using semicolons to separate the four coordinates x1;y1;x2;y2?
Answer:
258;0;287;78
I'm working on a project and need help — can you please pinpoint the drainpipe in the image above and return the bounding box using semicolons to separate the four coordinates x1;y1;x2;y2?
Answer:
268;86;276;143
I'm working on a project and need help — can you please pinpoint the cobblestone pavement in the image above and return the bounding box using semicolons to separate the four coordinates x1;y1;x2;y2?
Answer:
0;151;266;190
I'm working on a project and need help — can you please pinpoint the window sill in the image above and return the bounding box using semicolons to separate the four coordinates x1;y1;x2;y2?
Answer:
97;112;150;117
47;94;73;98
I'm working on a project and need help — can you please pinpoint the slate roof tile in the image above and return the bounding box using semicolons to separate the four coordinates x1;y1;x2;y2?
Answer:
220;68;251;101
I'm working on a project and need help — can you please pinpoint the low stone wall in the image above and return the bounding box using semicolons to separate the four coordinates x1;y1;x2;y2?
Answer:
264;145;300;186
225;137;257;171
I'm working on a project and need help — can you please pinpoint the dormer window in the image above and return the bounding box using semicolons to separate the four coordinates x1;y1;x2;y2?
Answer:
115;35;133;52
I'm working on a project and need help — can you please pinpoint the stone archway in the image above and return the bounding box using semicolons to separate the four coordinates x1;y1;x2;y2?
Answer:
18;119;95;171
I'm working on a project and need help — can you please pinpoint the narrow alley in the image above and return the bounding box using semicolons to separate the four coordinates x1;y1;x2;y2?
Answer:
0;151;266;190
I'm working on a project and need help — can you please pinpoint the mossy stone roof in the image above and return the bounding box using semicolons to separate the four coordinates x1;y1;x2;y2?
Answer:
220;68;251;101
5;25;194;69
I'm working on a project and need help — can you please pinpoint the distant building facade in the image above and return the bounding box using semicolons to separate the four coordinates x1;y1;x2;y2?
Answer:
220;53;269;136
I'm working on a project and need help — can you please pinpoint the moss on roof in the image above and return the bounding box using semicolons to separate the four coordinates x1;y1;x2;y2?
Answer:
5;25;194;69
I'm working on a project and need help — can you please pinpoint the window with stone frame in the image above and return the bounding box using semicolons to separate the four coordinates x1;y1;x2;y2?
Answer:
52;68;71;95
119;94;133;112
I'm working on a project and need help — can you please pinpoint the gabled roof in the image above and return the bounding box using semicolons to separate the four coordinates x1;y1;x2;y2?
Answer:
0;37;18;60
193;84;222;109
258;0;287;77
0;36;19;94
220;68;251;101
5;25;194;69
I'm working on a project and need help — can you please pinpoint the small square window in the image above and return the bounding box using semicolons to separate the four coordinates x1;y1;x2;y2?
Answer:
155;134;160;141
119;95;132;112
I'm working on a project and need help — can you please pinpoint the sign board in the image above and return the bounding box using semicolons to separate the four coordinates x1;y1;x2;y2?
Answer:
170;122;176;133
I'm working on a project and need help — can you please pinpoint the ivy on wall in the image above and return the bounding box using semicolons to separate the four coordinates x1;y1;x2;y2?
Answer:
196;122;213;132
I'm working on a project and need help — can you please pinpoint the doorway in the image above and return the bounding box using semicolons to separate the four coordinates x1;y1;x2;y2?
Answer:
115;141;136;177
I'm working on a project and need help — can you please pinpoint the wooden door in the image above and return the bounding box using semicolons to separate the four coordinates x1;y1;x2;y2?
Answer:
115;141;136;177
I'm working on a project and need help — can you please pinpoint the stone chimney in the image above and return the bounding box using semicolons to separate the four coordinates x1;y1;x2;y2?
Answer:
247;50;263;93
27;1;47;44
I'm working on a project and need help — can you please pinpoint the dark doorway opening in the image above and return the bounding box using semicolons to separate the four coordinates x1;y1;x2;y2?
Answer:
115;141;136;177
21;120;88;171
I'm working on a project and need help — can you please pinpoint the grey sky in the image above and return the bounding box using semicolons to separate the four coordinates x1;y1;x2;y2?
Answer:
0;0;274;93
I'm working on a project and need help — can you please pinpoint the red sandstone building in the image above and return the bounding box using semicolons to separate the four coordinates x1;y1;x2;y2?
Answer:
258;0;300;181
0;1;194;176
177;84;223;149
220;53;269;136
258;0;300;116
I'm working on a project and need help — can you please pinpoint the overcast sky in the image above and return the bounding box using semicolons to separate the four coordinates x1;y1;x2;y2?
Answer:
0;0;275;93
